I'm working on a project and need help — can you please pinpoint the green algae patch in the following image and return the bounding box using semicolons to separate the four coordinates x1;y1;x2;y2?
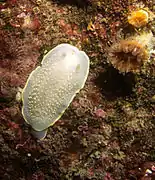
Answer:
22;43;90;139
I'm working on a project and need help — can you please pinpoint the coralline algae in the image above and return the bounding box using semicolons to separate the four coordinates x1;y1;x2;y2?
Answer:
22;44;90;139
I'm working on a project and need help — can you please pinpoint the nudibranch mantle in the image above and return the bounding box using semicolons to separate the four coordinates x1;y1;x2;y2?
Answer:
22;44;90;139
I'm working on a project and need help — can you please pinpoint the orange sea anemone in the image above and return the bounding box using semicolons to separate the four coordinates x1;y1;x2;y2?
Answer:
128;9;149;28
107;32;154;73
127;7;155;28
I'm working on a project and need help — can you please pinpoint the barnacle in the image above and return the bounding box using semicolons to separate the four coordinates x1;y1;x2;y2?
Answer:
22;44;90;139
108;32;154;73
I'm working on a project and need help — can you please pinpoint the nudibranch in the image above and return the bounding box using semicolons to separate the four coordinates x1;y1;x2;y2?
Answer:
22;44;90;139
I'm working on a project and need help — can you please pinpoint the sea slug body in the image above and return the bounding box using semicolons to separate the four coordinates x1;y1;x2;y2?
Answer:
22;44;90;139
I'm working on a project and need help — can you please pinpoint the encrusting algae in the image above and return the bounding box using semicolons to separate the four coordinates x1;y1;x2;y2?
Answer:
108;32;154;73
21;44;90;139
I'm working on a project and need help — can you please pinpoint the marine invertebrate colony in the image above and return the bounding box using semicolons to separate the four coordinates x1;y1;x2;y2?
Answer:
108;32;154;73
22;44;90;139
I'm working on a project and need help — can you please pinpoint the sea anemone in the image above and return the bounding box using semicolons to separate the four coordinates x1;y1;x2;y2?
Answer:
108;32;154;73
128;9;149;28
127;8;155;28
0;30;39;87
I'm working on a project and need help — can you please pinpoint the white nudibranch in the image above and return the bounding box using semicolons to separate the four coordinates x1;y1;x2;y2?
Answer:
22;44;90;139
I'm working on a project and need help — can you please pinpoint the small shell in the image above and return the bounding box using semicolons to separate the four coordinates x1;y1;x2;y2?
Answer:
22;44;89;135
